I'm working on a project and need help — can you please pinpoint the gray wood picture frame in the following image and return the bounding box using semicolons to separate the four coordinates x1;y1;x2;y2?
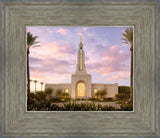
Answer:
1;1;159;137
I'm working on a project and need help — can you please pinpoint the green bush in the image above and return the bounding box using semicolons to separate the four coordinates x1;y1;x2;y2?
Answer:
56;89;62;97
116;101;123;104
49;97;62;102
89;98;97;101
45;88;52;95
62;92;70;98
101;105;117;111
27;91;49;111
30;93;36;99
27;99;51;111
94;89;107;99
118;86;130;93
49;104;63;111
99;89;107;98
118;86;130;100
103;97;113;101
116;93;128;100
27;92;133;111
35;91;47;100
120;101;133;111
64;98;71;101
75;98;81;101
61;102;118;111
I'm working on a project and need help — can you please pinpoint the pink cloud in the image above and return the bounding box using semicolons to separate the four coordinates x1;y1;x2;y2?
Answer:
105;72;130;81
29;54;74;75
46;28;53;33
30;71;69;84
56;28;68;35
29;41;76;62
119;50;124;53
29;40;78;83
77;32;83;36
82;27;87;31
86;45;130;76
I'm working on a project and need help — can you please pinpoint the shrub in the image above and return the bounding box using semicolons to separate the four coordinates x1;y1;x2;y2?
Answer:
62;92;70;98
49;104;63;111
45;88;52;95
119;86;130;93
116;101;123;104
75;98;81;101
118;86;130;99
116;93;127;100
94;89;107;99
61;102;119;111
30;93;36;99
49;97;62;102
35;91;47;100
56;89;62;97
99;89;107;98
65;98;71;101
27;99;51;111
120;101;133;111
103;97;113;101
101;105;117;111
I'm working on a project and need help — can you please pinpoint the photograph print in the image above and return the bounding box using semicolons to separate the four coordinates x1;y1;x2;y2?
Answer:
27;27;133;111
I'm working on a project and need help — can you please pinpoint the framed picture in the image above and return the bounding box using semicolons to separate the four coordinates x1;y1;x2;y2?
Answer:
27;26;133;112
1;1;159;137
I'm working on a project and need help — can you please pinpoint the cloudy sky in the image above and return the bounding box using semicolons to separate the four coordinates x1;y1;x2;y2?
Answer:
27;27;131;90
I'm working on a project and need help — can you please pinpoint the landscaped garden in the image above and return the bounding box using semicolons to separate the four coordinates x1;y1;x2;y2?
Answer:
27;86;133;111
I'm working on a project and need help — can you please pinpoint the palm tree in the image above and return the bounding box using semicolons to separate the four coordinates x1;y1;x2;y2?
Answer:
34;80;38;93
27;32;39;97
40;82;44;91
121;27;133;101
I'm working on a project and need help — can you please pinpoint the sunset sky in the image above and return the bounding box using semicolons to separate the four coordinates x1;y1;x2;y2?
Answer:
27;27;131;91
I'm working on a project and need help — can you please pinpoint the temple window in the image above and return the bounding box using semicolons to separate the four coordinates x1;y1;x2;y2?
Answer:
94;89;98;94
65;88;69;93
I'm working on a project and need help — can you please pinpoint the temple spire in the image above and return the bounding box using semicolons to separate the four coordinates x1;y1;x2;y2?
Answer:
75;35;87;74
79;35;83;49
80;35;82;43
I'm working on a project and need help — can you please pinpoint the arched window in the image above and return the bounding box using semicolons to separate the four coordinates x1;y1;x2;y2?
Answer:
94;89;98;94
65;88;68;93
77;82;85;97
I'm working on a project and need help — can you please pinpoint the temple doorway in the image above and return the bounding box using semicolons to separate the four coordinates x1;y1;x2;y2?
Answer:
77;82;85;97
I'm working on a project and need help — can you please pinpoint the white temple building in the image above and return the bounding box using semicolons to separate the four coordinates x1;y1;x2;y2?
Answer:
45;36;118;99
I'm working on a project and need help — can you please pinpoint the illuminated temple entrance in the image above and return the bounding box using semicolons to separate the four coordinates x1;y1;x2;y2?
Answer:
77;82;85;97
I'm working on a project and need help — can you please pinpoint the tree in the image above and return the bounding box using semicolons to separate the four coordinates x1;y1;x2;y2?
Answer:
99;89;107;98
56;89;62;97
94;91;100;99
27;32;39;97
35;91;47;100
116;93;128;100
121;27;133;101
40;82;44;91
62;93;70;99
34;80;37;93
45;88;53;95
45;88;53;99
118;86;130;100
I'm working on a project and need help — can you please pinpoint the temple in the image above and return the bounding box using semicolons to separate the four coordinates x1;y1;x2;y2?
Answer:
45;36;118;99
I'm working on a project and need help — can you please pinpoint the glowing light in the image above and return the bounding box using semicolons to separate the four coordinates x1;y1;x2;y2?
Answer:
77;82;85;97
